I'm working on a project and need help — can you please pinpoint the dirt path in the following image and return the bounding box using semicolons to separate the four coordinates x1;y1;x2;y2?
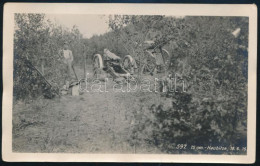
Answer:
13;65;173;153
13;81;170;153
12;64;246;154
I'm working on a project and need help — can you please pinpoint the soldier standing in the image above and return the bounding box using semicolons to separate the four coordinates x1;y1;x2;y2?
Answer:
61;42;76;90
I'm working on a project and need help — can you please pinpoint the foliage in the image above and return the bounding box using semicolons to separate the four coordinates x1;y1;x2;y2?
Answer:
13;14;248;153
14;13;84;100
107;15;188;62
130;91;246;154
116;16;249;153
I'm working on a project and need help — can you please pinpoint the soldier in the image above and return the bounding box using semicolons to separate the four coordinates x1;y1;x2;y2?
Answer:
61;42;76;90
143;40;165;74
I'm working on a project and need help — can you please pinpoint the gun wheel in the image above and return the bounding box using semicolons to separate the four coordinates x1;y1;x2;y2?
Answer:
122;55;135;74
93;54;103;78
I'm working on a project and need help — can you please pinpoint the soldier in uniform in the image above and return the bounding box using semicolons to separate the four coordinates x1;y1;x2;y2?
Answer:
61;42;76;90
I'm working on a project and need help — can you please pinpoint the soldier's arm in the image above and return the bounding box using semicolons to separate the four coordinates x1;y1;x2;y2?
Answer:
58;50;63;61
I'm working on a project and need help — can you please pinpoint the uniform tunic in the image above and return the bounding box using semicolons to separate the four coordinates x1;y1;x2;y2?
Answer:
62;49;75;82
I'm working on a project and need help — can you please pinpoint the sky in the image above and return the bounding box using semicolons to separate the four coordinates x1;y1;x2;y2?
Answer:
45;14;110;39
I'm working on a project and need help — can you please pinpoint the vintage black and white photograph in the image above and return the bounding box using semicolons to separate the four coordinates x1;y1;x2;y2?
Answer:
2;3;257;163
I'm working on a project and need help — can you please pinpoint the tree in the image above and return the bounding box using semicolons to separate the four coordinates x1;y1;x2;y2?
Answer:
14;13;85;100
121;16;249;153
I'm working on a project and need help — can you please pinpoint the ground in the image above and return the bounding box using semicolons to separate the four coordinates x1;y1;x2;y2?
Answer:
12;65;247;154
12;65;172;153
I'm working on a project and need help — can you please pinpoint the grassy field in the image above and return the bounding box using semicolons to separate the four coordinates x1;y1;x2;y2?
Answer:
12;65;172;153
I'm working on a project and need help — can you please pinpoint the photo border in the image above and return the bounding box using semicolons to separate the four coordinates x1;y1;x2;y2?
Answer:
2;3;257;163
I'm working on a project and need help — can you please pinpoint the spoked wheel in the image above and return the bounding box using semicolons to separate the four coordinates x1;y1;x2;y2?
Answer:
140;59;156;75
141;50;156;75
122;55;136;74
161;49;171;70
93;54;103;78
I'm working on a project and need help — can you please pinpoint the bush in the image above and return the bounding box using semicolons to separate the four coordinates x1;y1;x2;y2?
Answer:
130;91;247;154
